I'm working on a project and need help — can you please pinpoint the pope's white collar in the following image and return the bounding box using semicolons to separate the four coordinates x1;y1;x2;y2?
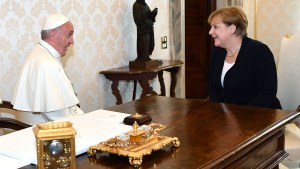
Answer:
38;40;61;60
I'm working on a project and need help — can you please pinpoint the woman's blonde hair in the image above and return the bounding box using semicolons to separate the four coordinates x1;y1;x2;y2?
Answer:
208;6;248;37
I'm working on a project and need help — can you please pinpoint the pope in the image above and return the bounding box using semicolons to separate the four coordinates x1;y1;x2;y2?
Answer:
12;14;84;124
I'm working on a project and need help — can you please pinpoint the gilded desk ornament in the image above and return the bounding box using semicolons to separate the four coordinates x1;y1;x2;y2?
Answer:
33;121;76;169
87;123;180;167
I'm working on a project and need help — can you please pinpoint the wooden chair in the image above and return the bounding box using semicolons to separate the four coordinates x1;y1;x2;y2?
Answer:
0;117;31;131
0;100;31;133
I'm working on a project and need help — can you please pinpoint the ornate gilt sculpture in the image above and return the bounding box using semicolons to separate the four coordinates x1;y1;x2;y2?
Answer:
88;123;180;167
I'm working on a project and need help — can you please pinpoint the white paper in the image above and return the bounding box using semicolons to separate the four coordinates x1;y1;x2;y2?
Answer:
0;154;30;169
0;109;132;165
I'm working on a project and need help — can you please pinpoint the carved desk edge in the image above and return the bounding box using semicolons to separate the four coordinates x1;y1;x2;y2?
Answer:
202;111;300;168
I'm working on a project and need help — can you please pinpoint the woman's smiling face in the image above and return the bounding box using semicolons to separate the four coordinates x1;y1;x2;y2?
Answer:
208;16;232;48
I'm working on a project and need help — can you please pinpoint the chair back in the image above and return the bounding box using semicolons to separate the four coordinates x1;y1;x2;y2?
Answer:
0;117;31;130
0;100;31;134
277;32;300;110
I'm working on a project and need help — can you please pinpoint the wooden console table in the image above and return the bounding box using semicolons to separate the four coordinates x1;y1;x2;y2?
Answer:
100;60;183;105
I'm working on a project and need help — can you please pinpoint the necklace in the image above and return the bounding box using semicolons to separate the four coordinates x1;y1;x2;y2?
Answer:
226;45;241;57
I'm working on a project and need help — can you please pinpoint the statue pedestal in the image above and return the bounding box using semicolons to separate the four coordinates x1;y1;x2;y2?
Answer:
129;60;160;69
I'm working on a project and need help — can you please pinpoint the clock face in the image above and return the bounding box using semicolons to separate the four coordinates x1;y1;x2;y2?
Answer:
42;139;72;168
48;140;64;156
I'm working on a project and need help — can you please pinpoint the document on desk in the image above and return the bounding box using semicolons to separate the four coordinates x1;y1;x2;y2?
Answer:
0;154;30;169
0;109;132;165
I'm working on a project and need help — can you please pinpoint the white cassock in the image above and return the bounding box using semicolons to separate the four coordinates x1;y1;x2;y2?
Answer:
277;32;300;111
12;40;84;124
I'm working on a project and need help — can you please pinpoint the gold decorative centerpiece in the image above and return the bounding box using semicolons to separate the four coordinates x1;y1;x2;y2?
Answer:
33;121;76;169
88;122;180;167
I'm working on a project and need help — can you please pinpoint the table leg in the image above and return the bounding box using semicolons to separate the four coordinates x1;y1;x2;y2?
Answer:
132;80;137;100
138;79;158;98
168;67;179;97
111;80;122;105
158;71;166;96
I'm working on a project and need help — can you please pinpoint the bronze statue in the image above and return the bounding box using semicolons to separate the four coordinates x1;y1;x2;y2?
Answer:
133;0;158;62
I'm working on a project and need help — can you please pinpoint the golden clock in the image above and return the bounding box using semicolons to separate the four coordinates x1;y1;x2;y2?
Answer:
33;121;76;169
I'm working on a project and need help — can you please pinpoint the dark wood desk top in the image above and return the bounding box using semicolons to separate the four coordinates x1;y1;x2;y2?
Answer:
21;96;299;169
100;60;183;75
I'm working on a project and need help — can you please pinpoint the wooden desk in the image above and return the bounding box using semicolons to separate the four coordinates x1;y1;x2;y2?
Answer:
100;60;183;105
21;96;299;169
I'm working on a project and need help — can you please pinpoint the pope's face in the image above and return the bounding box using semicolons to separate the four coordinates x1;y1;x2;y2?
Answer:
54;22;74;57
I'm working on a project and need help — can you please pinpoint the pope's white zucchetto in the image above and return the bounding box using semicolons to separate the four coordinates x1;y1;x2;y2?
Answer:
42;14;70;30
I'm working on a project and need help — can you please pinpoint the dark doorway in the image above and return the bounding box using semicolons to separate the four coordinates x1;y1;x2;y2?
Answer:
185;0;216;98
